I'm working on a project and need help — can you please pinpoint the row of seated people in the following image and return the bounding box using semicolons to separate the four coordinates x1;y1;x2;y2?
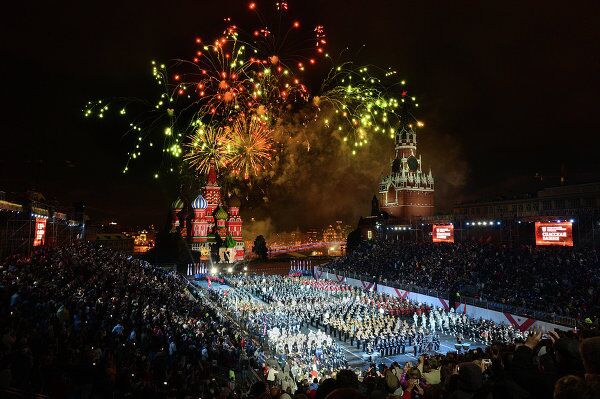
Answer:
0;243;258;398
328;240;600;321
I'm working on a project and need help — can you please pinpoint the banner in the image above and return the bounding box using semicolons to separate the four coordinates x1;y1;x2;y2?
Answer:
432;224;454;243
33;218;47;246
535;222;573;247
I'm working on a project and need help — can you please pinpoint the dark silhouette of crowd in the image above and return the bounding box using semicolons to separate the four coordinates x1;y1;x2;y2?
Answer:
327;241;600;321
0;243;253;398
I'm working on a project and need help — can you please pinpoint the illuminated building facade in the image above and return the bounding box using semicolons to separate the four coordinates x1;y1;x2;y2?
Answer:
358;101;435;241
171;163;244;261
378;106;434;223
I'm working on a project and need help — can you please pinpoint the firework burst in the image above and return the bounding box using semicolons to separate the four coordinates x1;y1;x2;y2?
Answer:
85;0;427;198
184;123;232;175
84;1;327;180
226;116;276;180
244;1;327;114
315;63;420;154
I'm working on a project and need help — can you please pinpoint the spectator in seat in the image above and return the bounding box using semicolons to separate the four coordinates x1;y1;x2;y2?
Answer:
553;375;586;399
580;336;600;380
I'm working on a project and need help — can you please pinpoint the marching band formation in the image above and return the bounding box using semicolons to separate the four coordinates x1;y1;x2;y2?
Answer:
211;274;525;380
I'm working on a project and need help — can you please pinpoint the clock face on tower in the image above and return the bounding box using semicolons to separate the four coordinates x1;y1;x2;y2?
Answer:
407;156;419;172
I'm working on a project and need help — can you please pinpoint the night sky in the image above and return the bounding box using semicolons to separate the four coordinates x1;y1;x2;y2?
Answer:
2;0;599;231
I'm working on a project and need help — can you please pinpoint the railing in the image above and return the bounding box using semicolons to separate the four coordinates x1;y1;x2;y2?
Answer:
317;266;578;327
321;267;449;298
458;296;578;328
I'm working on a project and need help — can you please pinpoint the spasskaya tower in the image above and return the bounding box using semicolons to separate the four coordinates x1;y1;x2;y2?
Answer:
378;96;434;222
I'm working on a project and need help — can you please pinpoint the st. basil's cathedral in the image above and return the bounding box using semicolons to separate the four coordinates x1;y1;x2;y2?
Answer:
170;162;244;262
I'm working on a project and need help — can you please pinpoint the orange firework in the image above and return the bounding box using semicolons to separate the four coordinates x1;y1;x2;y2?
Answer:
226;116;275;180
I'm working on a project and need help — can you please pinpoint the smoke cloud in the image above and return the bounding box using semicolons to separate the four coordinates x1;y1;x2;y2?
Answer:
237;110;469;237
419;129;469;213
242;217;275;242
240;109;381;233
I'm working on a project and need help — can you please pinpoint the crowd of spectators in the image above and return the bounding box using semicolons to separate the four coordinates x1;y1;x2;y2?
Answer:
327;241;600;321
2;241;600;399
251;329;600;399
0;243;255;398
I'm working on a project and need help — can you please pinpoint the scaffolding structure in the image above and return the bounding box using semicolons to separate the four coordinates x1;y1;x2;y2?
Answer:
0;196;85;258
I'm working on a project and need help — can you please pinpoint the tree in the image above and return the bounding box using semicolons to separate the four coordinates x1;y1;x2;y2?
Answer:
252;235;268;260
150;229;191;265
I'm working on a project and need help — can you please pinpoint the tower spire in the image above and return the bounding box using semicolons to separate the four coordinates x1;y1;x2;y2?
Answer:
378;88;434;223
394;91;418;158
400;90;412;128
207;160;218;185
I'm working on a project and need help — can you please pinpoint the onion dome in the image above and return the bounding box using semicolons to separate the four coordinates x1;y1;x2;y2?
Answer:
171;197;184;209
225;234;236;248
191;194;208;209
215;205;228;220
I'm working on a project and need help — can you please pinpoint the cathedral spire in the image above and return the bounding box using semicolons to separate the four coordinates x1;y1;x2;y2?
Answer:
207;160;218;186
